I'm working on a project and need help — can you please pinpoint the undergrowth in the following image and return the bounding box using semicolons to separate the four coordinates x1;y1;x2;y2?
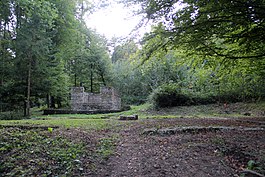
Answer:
0;119;108;131
0;127;86;176
97;137;116;159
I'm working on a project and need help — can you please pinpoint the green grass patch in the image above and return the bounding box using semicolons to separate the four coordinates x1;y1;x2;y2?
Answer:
0;119;109;131
96;137;116;159
0;104;152;131
30;104;151;120
1;101;264;130
142;101;265;119
0;127;86;176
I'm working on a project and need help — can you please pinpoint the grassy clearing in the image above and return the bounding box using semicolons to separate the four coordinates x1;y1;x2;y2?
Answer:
0;104;152;131
30;104;151;120
0;105;151;129
0;102;264;130
143;101;265;119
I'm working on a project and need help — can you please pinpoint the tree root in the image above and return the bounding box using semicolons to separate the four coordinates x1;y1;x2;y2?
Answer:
241;169;265;177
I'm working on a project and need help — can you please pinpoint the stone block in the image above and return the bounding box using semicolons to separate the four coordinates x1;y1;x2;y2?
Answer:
119;115;138;120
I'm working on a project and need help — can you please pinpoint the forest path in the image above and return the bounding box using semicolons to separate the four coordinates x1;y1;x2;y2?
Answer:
99;117;265;177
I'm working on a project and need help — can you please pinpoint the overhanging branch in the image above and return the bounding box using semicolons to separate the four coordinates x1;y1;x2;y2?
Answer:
200;42;265;59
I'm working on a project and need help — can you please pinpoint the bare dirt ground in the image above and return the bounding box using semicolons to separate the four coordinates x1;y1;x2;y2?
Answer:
95;117;265;177
1;117;264;176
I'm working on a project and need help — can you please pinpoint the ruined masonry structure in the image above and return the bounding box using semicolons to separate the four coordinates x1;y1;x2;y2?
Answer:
71;87;121;111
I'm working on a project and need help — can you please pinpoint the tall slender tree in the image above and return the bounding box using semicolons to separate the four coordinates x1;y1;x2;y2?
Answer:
14;0;58;116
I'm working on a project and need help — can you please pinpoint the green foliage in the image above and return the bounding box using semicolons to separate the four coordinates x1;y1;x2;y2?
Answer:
247;160;256;170
111;40;138;63
148;82;215;108
111;45;187;105
97;137;116;159
47;127;53;133
112;42;265;106
0;0;111;115
148;59;265;108
149;83;191;108
112;59;148;105
0;128;86;176
1;0;264;117
0;111;25;120
0;119;109;131
127;0;265;60
117;0;265;107
245;159;263;174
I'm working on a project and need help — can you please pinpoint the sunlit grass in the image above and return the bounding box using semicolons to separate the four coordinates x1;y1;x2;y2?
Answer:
0;104;153;130
1;101;264;130
31;103;152;120
0;119;109;130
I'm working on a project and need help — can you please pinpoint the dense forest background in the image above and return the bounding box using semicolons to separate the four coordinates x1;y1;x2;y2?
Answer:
1;0;264;118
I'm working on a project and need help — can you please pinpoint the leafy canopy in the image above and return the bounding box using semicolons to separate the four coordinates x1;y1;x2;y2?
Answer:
126;0;265;60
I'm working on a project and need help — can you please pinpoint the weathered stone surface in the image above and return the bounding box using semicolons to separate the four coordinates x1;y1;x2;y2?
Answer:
142;126;265;136
71;86;121;111
43;109;121;115
243;112;251;116
119;115;138;120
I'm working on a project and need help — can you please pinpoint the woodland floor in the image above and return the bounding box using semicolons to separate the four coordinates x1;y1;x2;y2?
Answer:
1;104;265;177
99;117;265;177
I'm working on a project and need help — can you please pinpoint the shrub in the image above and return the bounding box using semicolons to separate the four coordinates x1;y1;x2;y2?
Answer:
149;83;192;108
188;92;216;105
149;82;264;109
0;111;25;120
122;95;147;105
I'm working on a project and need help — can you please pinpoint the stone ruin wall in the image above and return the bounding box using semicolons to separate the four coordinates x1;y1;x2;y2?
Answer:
71;87;121;111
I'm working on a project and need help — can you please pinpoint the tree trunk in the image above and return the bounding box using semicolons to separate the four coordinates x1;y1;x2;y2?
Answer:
90;63;93;92
25;58;32;117
74;73;77;87
46;94;50;108
23;100;27;117
50;96;55;108
100;73;106;86
57;97;62;108
0;21;8;87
